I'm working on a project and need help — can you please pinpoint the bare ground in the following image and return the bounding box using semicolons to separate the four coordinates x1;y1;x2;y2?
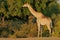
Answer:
0;37;60;40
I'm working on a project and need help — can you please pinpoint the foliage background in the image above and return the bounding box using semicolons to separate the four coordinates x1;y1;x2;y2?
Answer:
0;0;60;38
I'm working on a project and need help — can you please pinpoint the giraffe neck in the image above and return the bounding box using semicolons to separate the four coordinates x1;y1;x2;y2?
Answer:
27;4;38;17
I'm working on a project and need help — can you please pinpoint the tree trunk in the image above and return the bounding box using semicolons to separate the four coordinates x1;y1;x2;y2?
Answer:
2;17;5;23
1;16;6;26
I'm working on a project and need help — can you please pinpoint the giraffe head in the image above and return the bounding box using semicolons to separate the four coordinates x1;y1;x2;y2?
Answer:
23;3;29;7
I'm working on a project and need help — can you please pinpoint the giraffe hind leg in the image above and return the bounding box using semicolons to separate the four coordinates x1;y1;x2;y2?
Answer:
47;25;51;37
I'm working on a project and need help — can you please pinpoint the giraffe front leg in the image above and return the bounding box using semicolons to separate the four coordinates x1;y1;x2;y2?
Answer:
37;20;40;38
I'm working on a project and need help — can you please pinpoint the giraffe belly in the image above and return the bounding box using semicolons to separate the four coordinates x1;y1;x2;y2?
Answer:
40;21;46;25
39;19;48;25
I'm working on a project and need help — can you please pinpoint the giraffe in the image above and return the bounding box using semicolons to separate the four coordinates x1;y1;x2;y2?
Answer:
23;3;52;37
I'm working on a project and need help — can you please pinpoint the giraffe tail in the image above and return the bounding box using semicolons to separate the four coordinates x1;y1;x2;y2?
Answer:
50;20;55;33
51;20;54;28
